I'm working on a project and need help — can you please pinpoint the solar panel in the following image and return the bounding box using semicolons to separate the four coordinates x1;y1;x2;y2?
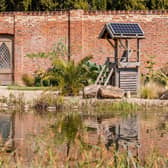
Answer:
108;23;144;36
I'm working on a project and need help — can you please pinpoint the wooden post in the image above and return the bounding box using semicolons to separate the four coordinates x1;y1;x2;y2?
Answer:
137;39;140;96
125;39;129;62
137;39;140;62
114;39;119;87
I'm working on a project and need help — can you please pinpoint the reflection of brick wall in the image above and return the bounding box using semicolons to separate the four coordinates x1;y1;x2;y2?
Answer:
14;113;47;160
1;10;168;83
140;120;168;158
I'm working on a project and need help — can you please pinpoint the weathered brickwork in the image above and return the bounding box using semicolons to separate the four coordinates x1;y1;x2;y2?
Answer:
0;10;168;83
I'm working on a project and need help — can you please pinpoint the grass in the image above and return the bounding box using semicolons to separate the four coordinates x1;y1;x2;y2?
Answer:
33;93;64;111
7;85;51;91
140;81;164;99
83;101;141;113
0;93;26;113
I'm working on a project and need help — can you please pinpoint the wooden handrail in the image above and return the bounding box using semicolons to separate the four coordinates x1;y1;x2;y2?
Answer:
104;67;114;86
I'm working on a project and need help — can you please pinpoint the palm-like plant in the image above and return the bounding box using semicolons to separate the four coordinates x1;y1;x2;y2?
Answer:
155;70;168;89
43;56;99;95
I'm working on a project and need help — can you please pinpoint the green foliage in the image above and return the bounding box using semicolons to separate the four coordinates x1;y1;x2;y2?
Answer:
90;0;107;10
154;70;168;88
34;69;50;86
152;64;168;89
142;55;156;84
146;0;168;9
46;56;98;95
27;39;67;60
110;0;146;10
51;113;82;146
34;93;64;111
23;0;32;11
7;85;49;90
3;0;168;11
0;0;6;11
0;93;25;112
26;52;48;59
40;0;58;11
26;40;101;91
140;81;164;99
73;0;89;10
22;73;35;87
92;101;140;114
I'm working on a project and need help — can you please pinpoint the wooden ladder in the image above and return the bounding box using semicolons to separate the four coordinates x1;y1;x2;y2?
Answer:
95;58;114;86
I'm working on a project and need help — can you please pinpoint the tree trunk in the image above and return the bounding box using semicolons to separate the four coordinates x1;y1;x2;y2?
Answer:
83;84;101;98
99;86;124;99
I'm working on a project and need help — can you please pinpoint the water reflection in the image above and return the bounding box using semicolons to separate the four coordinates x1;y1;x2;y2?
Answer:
0;114;14;151
0;109;167;162
51;113;83;156
84;114;140;160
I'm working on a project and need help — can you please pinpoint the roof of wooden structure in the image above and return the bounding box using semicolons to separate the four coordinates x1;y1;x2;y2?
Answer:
99;23;145;39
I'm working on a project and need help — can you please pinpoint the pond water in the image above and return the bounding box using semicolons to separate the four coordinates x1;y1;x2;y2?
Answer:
0;108;168;166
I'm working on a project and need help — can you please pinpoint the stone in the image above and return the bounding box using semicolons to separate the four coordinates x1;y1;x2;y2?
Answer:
160;90;168;100
98;85;124;99
83;84;101;98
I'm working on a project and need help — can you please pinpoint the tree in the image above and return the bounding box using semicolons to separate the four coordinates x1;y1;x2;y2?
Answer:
109;0;146;10
2;0;168;11
23;0;32;11
40;0;58;10
0;0;6;11
73;0;89;10
145;0;168;9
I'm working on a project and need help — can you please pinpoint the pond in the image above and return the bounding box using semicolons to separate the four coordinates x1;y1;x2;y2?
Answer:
0;108;168;167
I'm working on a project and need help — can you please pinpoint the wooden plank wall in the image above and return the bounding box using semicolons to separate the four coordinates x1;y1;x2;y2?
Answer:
119;68;138;93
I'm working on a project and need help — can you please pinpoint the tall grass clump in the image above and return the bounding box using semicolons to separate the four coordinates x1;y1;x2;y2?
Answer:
0;93;26;113
140;81;164;99
33;93;64;111
89;101;141;116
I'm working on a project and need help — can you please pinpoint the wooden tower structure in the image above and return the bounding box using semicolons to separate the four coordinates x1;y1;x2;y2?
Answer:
96;23;145;94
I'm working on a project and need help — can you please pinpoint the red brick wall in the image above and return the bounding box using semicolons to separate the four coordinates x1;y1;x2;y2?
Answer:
0;10;168;83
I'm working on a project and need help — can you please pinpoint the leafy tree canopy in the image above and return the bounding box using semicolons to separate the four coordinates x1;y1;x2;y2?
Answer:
1;0;168;11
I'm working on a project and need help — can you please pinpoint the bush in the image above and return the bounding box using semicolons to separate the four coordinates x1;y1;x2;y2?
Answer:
43;56;100;96
22;74;35;86
140;81;164;99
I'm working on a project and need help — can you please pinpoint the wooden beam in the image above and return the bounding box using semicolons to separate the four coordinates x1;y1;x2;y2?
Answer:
114;39;119;65
137;39;140;96
126;39;129;62
106;38;115;48
137;39;140;62
119;62;140;68
114;39;119;87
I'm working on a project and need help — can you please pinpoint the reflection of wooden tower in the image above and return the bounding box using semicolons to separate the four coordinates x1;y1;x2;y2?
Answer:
84;115;140;165
96;23;145;94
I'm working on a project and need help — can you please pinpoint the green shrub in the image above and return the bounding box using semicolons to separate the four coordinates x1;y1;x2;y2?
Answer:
140;81;164;99
154;70;168;89
22;74;35;86
43;56;99;95
26;40;101;92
